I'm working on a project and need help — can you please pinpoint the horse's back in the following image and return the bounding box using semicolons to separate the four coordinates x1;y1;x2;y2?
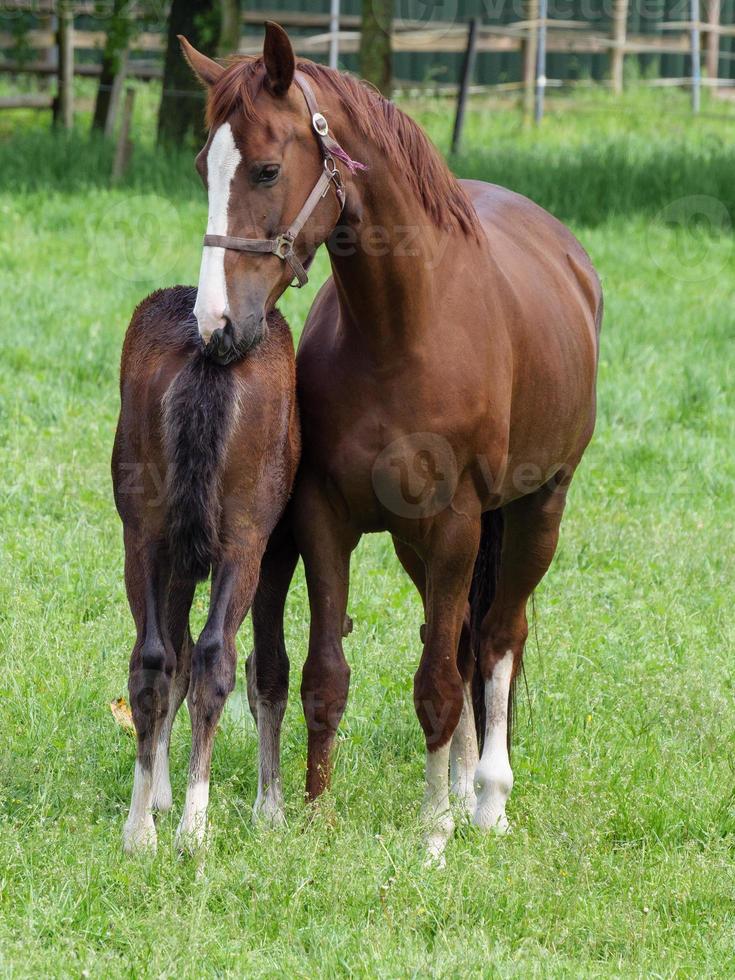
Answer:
112;286;299;569
463;179;602;336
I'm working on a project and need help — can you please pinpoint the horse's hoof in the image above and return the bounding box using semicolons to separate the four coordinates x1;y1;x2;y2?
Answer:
342;614;353;637
423;837;448;869
450;783;477;821
122;816;157;855
252;793;286;828
473;808;510;835
175;818;207;855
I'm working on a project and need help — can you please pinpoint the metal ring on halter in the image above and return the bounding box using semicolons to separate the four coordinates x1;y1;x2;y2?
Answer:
274;234;295;259
322;157;342;197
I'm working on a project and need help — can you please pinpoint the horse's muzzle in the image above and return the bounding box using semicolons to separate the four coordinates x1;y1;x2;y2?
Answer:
204;316;263;365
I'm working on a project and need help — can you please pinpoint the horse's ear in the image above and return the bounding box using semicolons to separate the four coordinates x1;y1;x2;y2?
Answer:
263;21;295;96
178;35;224;87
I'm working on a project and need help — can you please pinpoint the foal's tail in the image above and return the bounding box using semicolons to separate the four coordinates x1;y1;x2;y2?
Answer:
469;508;505;754
163;356;236;581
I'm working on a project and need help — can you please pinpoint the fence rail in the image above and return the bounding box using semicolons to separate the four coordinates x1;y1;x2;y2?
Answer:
0;3;730;130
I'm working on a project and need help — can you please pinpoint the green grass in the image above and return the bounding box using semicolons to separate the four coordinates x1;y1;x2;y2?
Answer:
1;93;735;976
2;77;735;224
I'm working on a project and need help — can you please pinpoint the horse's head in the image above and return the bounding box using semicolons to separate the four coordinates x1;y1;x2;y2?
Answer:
181;24;344;361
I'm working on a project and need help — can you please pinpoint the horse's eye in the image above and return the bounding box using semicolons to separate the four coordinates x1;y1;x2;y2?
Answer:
256;164;280;185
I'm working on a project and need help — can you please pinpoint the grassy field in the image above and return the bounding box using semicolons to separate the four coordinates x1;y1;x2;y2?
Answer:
1;90;734;976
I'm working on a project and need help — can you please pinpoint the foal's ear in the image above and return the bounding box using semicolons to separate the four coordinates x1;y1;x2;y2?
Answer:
178;35;225;87
263;22;295;96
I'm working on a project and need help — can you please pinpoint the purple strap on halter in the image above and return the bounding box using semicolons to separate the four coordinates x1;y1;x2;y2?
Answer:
329;143;367;175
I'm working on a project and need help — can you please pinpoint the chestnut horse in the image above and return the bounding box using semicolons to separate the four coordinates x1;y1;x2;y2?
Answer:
182;24;602;860
112;288;298;852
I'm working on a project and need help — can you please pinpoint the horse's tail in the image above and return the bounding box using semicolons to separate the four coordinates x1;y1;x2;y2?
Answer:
469;508;505;754
163;356;236;581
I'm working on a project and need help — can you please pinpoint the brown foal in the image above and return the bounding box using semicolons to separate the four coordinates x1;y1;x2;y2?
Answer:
112;288;298;853
180;24;602;861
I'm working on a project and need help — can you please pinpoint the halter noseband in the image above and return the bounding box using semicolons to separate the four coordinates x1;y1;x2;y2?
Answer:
202;73;348;289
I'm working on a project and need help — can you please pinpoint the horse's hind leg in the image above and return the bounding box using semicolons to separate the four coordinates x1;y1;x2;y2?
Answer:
176;543;263;851
150;575;196;812
123;535;176;854
393;536;479;819
246;521;298;825
412;513;481;863
474;481;568;833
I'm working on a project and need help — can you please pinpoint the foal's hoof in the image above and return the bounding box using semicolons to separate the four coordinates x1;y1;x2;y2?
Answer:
423;835;449;869
123;816;157;855
342;614;354;637
175;817;208;855
252;793;286;828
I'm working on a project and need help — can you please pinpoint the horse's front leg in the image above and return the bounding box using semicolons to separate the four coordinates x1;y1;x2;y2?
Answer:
294;480;360;801
412;512;481;864
175;542;263;851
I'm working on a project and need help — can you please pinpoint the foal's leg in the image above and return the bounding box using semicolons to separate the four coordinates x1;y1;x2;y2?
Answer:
176;544;263;851
474;484;568;833
123;537;176;854
413;514;481;862
150;575;196;812
295;484;359;801
393;537;478;819
246;522;299;825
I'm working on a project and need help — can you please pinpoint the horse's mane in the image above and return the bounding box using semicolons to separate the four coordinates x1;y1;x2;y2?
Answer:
206;57;479;237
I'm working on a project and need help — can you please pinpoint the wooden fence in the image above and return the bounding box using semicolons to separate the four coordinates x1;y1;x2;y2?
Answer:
1;3;732;123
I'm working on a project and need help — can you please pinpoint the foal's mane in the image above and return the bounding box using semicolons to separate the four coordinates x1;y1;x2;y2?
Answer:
206;57;479;237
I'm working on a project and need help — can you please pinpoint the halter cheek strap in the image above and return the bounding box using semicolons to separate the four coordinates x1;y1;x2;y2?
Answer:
202;72;351;289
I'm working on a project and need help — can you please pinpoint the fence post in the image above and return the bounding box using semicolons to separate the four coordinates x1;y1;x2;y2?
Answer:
55;1;74;129
451;18;479;155
112;87;135;184
329;0;341;69
611;0;628;94
104;50;129;139
534;0;548;124
523;0;539;124
705;0;720;83
691;0;701;111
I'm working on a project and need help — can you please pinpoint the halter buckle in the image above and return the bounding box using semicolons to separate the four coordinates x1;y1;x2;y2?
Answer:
312;112;329;137
274;234;294;260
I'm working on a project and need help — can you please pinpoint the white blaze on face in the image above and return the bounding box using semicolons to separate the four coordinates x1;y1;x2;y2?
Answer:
194;122;241;343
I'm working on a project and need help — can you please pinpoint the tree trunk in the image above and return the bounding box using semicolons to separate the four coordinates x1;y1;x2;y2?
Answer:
218;0;241;58
91;0;134;133
359;0;392;97
157;0;220;147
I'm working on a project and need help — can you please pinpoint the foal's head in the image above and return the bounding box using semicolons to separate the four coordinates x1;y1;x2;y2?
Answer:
181;24;343;361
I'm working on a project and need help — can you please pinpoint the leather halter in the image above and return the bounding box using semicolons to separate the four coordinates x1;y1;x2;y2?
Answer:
202;72;346;288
